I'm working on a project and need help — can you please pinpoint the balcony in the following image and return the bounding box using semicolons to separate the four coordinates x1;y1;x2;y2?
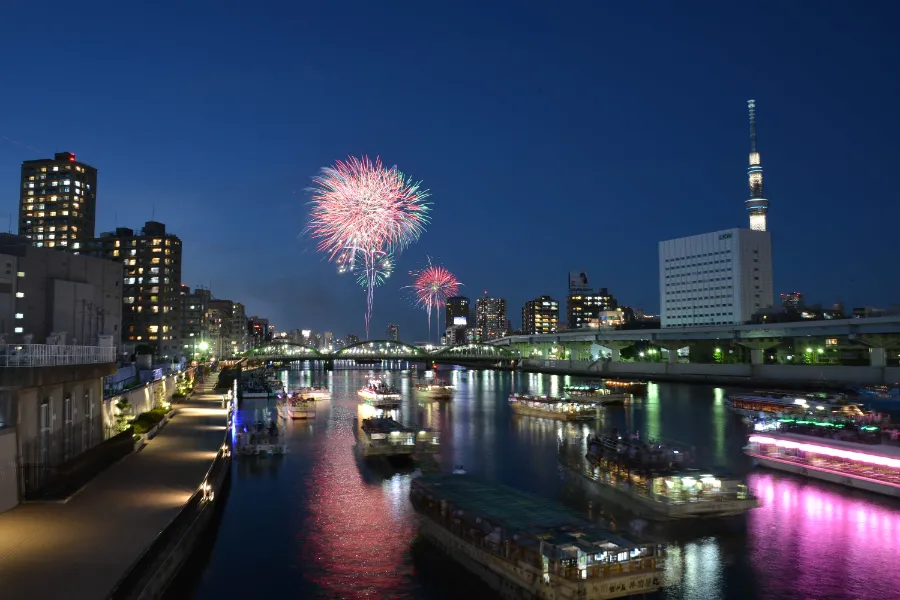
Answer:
0;344;117;367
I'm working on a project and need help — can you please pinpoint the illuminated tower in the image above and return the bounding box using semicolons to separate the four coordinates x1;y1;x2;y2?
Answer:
745;99;769;231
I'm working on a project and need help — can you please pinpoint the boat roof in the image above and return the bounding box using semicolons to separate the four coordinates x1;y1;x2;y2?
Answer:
412;475;643;550
757;431;900;459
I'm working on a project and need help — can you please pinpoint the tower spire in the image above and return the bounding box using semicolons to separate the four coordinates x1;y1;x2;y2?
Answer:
745;99;769;231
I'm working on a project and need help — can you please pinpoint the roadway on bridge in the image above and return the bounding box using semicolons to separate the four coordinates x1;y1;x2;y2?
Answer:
0;374;228;600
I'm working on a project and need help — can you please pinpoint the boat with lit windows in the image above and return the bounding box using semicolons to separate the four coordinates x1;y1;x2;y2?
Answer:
278;396;315;420
293;386;330;400
561;433;758;519
410;474;666;600
508;394;599;421
414;381;454;400
725;390;865;419
603;380;648;391
354;416;439;458
358;378;401;405
745;421;900;497
561;385;631;405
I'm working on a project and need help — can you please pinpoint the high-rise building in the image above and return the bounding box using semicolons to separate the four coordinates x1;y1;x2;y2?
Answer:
85;221;182;358
207;300;248;357
659;227;773;327
566;288;617;330
181;286;211;357
0;233;121;345
18;152;98;251
445;296;470;345
522;296;559;334
475;292;507;340
345;334;360;346
746;99;769;232
386;323;399;340
248;316;270;348
781;292;803;310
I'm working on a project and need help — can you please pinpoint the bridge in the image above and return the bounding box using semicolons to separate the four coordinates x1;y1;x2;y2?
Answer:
245;339;520;367
488;315;900;367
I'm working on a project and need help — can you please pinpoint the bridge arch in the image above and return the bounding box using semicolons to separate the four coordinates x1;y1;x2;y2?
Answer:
333;339;426;358
249;341;323;358
431;343;520;358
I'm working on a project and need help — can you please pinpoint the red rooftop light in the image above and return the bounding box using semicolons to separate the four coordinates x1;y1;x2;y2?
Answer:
69;155;76;161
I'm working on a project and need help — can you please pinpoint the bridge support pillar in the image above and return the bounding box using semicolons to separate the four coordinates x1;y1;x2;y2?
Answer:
736;338;781;365
856;334;900;368
596;341;632;362
652;342;690;364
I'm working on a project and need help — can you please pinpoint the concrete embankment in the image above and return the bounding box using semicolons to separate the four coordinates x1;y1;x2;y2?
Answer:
518;359;900;389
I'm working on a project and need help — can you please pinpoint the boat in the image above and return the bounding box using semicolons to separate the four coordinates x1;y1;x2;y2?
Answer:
292;386;330;400
410;474;666;599
725;390;866;419
562;385;631;404
508;394;599;421
415;381;454;400
745;421;900;497
358;378;401;405
603;380;648;391
850;385;900;407
278;397;316;420
354;416;439;458
241;387;270;399
561;434;758;519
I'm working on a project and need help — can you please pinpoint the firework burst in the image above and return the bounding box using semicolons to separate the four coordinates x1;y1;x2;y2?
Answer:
307;156;431;337
410;260;461;342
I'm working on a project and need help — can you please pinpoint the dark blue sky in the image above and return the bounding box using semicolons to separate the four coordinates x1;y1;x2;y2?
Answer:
2;1;898;341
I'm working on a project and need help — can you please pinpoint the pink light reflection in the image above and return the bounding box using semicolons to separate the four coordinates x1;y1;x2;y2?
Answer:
749;473;900;600
748;435;900;469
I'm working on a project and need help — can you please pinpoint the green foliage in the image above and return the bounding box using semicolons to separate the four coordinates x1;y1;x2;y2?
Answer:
153;382;167;410
131;408;169;435
114;398;133;433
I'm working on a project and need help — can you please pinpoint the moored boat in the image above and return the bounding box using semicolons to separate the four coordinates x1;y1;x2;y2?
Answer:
410;474;666;599
509;394;598;421
358;378;401;405
562;385;631;404
355;416;439;458
561;434;758;519
293;386;330;400
745;421;900;497
415;381;454;400
604;380;648;391
725;390;866;419
279;397;315;420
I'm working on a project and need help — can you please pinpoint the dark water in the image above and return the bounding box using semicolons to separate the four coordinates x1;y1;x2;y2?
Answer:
173;369;900;600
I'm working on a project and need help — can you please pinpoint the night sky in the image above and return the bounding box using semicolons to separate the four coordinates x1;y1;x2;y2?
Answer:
1;1;897;341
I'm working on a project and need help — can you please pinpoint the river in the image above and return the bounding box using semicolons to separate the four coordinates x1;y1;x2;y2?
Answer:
170;368;900;600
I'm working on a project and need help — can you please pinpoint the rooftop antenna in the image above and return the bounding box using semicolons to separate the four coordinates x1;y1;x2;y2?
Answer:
8;213;12;234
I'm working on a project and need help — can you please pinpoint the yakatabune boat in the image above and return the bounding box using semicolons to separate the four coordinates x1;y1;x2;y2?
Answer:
745;423;900;497
561;434;758;519
358;378;401;405
508;395;598;421
415;381;454;400
410;474;666;599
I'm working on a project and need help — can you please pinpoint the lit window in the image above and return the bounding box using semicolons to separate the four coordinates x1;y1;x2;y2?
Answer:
15;313;23;319
15;292;24;298
14;327;23;333
16;271;24;278
149;325;159;333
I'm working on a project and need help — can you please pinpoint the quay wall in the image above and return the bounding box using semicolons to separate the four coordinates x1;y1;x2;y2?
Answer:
519;359;900;388
108;433;232;600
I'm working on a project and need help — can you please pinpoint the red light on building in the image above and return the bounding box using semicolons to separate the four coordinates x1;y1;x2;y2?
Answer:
69;155;76;161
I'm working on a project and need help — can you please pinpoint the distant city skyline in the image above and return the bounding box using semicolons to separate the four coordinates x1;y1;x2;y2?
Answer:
1;3;897;339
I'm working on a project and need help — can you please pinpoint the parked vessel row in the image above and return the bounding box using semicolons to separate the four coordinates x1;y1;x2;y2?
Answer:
508;394;601;421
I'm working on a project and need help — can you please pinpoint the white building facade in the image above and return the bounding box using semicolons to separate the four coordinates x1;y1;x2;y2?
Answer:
659;228;773;328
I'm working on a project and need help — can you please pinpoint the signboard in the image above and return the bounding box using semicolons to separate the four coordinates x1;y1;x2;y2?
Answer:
301;330;311;338
568;271;590;290
453;316;467;326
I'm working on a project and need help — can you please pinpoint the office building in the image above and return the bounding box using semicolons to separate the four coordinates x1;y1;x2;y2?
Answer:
522;296;559;334
386;323;399;340
781;292;803;310
566;288;618;329
475;293;507;341
208;300;248;357
18;152;98;251
0;234;121;344
445;296;470;345
85;221;182;358
248;316;270;348
745;99;770;232
181;286;211;357
345;334;360;346
659;227;773;328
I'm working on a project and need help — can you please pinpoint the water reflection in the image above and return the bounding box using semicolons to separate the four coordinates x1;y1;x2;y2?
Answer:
181;369;900;600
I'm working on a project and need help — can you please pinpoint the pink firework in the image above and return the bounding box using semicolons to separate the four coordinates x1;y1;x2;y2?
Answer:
412;263;461;342
307;156;431;338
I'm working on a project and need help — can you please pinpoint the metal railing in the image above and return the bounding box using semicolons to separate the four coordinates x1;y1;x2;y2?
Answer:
0;344;116;367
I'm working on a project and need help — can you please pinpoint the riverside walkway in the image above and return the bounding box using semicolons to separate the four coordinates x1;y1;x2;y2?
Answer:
0;372;229;600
